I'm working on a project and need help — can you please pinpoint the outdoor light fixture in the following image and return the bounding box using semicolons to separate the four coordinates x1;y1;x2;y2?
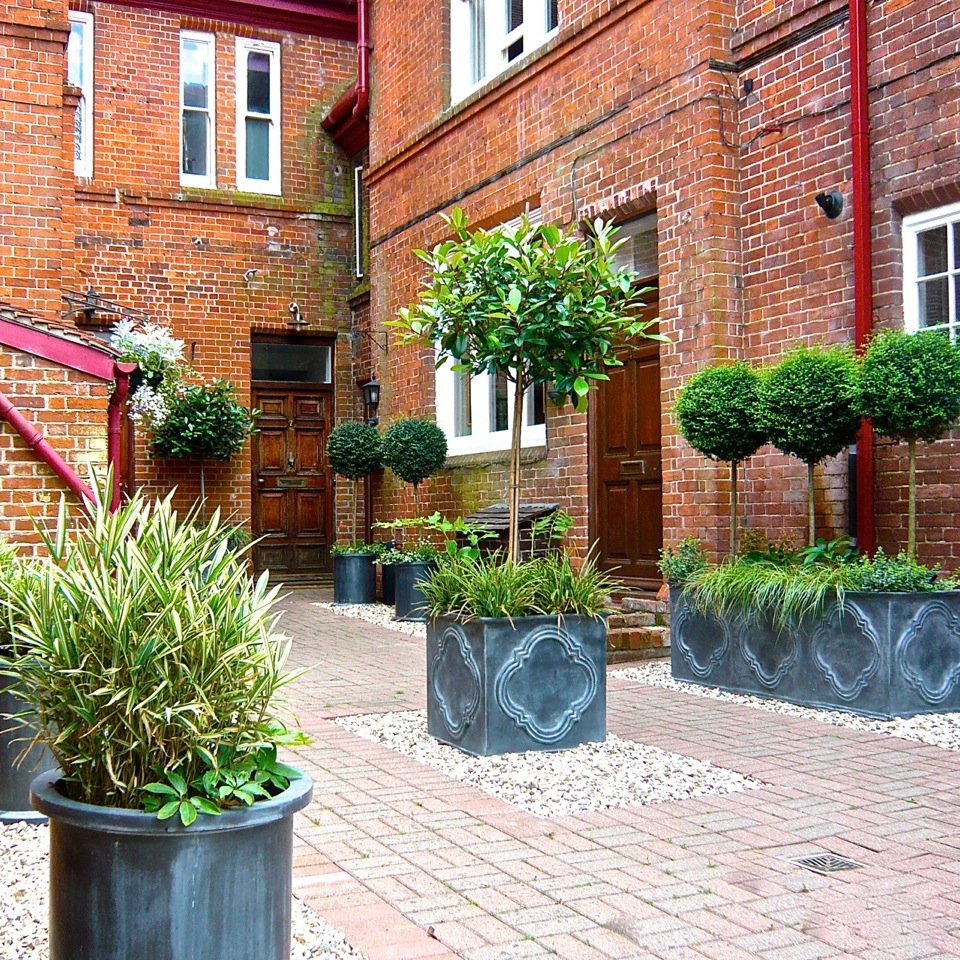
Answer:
361;378;380;426
815;190;844;220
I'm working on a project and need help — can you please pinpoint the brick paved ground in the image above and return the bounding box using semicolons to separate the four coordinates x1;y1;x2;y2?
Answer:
280;589;960;960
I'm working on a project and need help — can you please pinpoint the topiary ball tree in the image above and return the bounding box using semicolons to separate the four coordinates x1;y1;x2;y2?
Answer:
676;361;767;557
861;329;960;558
381;418;448;518
760;345;861;546
326;421;383;543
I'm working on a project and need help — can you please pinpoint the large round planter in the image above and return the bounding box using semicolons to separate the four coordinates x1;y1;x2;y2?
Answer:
0;676;56;822
427;613;608;756
394;560;436;621
31;769;313;960
381;562;396;605
333;552;376;604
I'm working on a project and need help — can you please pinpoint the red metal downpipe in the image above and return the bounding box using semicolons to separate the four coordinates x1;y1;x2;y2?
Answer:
321;0;369;149
108;363;136;510
850;0;875;553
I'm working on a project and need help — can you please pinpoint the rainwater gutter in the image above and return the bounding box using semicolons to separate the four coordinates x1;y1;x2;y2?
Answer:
321;0;369;155
850;0;875;553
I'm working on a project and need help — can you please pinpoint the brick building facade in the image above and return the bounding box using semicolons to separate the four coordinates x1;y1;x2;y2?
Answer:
366;0;960;583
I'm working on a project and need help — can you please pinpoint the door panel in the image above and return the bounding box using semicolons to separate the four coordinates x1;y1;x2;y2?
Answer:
252;385;333;580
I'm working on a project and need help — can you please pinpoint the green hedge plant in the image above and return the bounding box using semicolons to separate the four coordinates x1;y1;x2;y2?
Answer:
860;329;960;558
326;421;383;544
381;418;448;517
760;345;861;546
676;361;766;556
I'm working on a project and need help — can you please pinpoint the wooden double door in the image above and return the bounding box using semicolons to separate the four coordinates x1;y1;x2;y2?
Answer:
251;386;333;580
592;340;663;588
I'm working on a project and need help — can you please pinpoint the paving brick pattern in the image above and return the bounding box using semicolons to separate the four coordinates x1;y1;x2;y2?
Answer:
282;591;960;960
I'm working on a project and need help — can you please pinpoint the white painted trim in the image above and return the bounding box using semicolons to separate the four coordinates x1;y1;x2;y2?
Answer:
902;200;960;336
68;12;94;179
235;37;281;196
179;30;216;189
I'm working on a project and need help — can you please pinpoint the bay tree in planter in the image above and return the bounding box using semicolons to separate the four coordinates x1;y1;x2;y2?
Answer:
326;421;382;603
1;483;311;960
676;361;766;556
759;345;861;545
860;329;960;558
381;417;448;517
392;207;663;562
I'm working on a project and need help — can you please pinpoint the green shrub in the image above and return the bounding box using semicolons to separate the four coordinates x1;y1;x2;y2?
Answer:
327;421;383;543
848;547;953;593
381;418;448;516
330;541;375;556
658;538;709;584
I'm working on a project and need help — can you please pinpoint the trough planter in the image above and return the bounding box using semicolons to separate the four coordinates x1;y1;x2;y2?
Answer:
333;552;376;604
427;614;607;756
670;586;960;718
393;560;435;621
0;677;56;822
30;769;312;960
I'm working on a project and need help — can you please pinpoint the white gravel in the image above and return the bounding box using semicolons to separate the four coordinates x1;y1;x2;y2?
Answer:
0;822;365;960
614;661;960;752
315;602;426;638
336;710;758;817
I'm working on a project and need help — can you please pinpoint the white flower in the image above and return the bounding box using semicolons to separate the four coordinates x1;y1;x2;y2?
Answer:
128;384;171;432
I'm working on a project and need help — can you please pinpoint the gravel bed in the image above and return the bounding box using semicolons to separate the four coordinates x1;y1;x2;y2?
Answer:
315;602;426;638
614;661;960;752
0;822;365;960
336;710;758;817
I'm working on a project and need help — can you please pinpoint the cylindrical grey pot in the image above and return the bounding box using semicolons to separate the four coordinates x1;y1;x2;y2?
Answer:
381;563;396;605
394;561;435;621
31;770;313;960
0;678;56;822
333;552;376;604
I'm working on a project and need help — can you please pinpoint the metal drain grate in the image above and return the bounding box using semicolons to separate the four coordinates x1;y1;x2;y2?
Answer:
789;853;863;875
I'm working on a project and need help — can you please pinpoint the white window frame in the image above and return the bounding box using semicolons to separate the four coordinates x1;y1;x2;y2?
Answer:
903;201;960;340
235;37;281;195
68;12;94;179
450;0;559;104
179;30;216;189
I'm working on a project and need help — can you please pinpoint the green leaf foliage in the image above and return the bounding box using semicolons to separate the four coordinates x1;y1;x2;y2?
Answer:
0;480;299;812
381;418;448;486
149;379;255;461
861;329;960;443
676;362;766;464
326;421;383;481
759;345;861;466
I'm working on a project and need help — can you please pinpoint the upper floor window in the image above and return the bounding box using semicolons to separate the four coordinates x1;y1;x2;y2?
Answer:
450;0;559;103
610;212;659;283
180;31;215;188
903;202;960;340
236;38;281;195
68;12;94;178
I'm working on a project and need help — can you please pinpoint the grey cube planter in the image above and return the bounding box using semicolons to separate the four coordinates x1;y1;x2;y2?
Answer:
31;769;312;960
333;552;376;604
0;677;56;822
427;614;607;756
670;586;960;718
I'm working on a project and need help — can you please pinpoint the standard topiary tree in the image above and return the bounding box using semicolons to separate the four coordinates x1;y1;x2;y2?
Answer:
381;418;448;517
392;208;663;562
326;421;383;544
861;329;960;558
760;345;861;546
676;361;766;557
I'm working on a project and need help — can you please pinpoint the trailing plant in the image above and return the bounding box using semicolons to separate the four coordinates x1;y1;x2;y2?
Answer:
391;208;665;562
657;537;709;585
380;418;448;517
111;319;187;388
0;481;300;817
860;329;960;558
759;345;861;546
676;361;766;556
326;421;383;544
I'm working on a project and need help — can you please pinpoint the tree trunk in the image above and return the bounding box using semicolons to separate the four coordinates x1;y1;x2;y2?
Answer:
730;460;738;557
199;459;206;522
908;437;917;560
413;481;420;519
352;478;358;543
507;374;526;564
807;460;816;546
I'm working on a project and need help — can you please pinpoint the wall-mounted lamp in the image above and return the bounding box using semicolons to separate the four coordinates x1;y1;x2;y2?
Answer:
287;301;307;327
815;190;844;220
361;378;381;426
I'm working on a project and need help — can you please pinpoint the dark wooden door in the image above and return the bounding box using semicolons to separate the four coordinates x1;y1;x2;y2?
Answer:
252;387;332;580
593;341;663;587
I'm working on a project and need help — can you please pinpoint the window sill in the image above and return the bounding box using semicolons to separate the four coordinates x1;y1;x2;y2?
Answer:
445;445;547;469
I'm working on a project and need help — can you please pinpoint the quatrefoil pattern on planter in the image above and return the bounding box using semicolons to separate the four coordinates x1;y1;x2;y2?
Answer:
673;595;731;679
493;624;599;744
812;601;881;701
738;617;798;688
430;624;482;738
897;600;960;705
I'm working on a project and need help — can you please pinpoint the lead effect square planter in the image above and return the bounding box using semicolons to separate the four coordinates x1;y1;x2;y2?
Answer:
427;614;607;756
